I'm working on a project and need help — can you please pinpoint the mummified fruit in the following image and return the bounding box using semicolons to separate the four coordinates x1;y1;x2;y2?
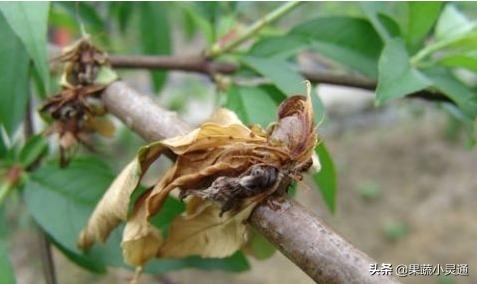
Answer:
179;164;280;215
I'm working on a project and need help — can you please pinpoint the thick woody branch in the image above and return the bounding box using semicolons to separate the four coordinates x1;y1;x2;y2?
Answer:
102;81;400;284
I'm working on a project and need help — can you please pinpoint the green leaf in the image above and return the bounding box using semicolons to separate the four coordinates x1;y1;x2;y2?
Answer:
0;207;7;238
376;39;431;103
175;2;214;43
145;251;250;273
438;52;477;73
405;2;442;50
424;68;477;118
108;2;134;33
0;131;7;159
94;66;118;86
48;4;80;34
150;196;185;237
312;143;337;213
225;85;279;127
435;4;473;41
311;88;326;125
0;2;50;94
241;56;305;96
0;244;15;284
441;103;476;146
19;135;48;168
246;229;276;260
57;2;106;39
290;16;383;78
0;14;30;136
249;35;306;59
139;2;171;93
24;157;117;272
360;2;401;42
48;235;106;274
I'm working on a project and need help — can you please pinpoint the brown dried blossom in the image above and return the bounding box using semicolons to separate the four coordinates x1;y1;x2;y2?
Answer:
41;38;117;166
78;82;319;270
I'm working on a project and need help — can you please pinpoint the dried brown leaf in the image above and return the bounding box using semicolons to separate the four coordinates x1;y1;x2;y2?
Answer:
122;193;162;266
78;160;142;249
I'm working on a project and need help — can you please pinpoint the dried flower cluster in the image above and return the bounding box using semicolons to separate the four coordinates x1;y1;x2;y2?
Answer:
40;38;118;166
78;82;319;271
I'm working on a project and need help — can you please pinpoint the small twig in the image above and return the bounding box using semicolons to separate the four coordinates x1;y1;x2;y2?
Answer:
107;54;451;103
37;232;57;284
206;1;302;58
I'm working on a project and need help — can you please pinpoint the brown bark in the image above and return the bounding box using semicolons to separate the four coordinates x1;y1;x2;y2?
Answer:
102;81;400;284
107;54;450;103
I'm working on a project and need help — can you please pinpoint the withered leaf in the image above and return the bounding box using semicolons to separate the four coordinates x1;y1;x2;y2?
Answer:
122;192;162;266
78;159;142;250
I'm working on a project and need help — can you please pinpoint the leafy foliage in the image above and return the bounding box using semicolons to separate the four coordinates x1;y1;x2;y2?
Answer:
139;2;171;93
0;243;15;284
0;3;50;94
0;14;30;136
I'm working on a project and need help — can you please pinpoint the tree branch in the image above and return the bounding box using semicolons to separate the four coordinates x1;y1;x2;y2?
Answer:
102;81;400;284
107;54;450;103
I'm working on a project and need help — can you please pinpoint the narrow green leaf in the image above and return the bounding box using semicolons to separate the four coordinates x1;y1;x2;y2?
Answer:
312;143;337;213
139;2;171;93
108;2;134;33
241;56;305;96
19;135;48;168
0;244;15;284
311;89;326;126
175;2;214;43
424;68;477;118
435;4;473;41
249;35;306;59
0;2;50;93
58;2;106;39
405;2;442;49
225;85;279;127
360;2;401;42
376;39;431;103
290;16;383;78
0;14;30;136
438;52;477;73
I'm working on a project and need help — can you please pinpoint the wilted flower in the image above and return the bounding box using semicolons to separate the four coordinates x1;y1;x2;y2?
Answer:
78;82;319;271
